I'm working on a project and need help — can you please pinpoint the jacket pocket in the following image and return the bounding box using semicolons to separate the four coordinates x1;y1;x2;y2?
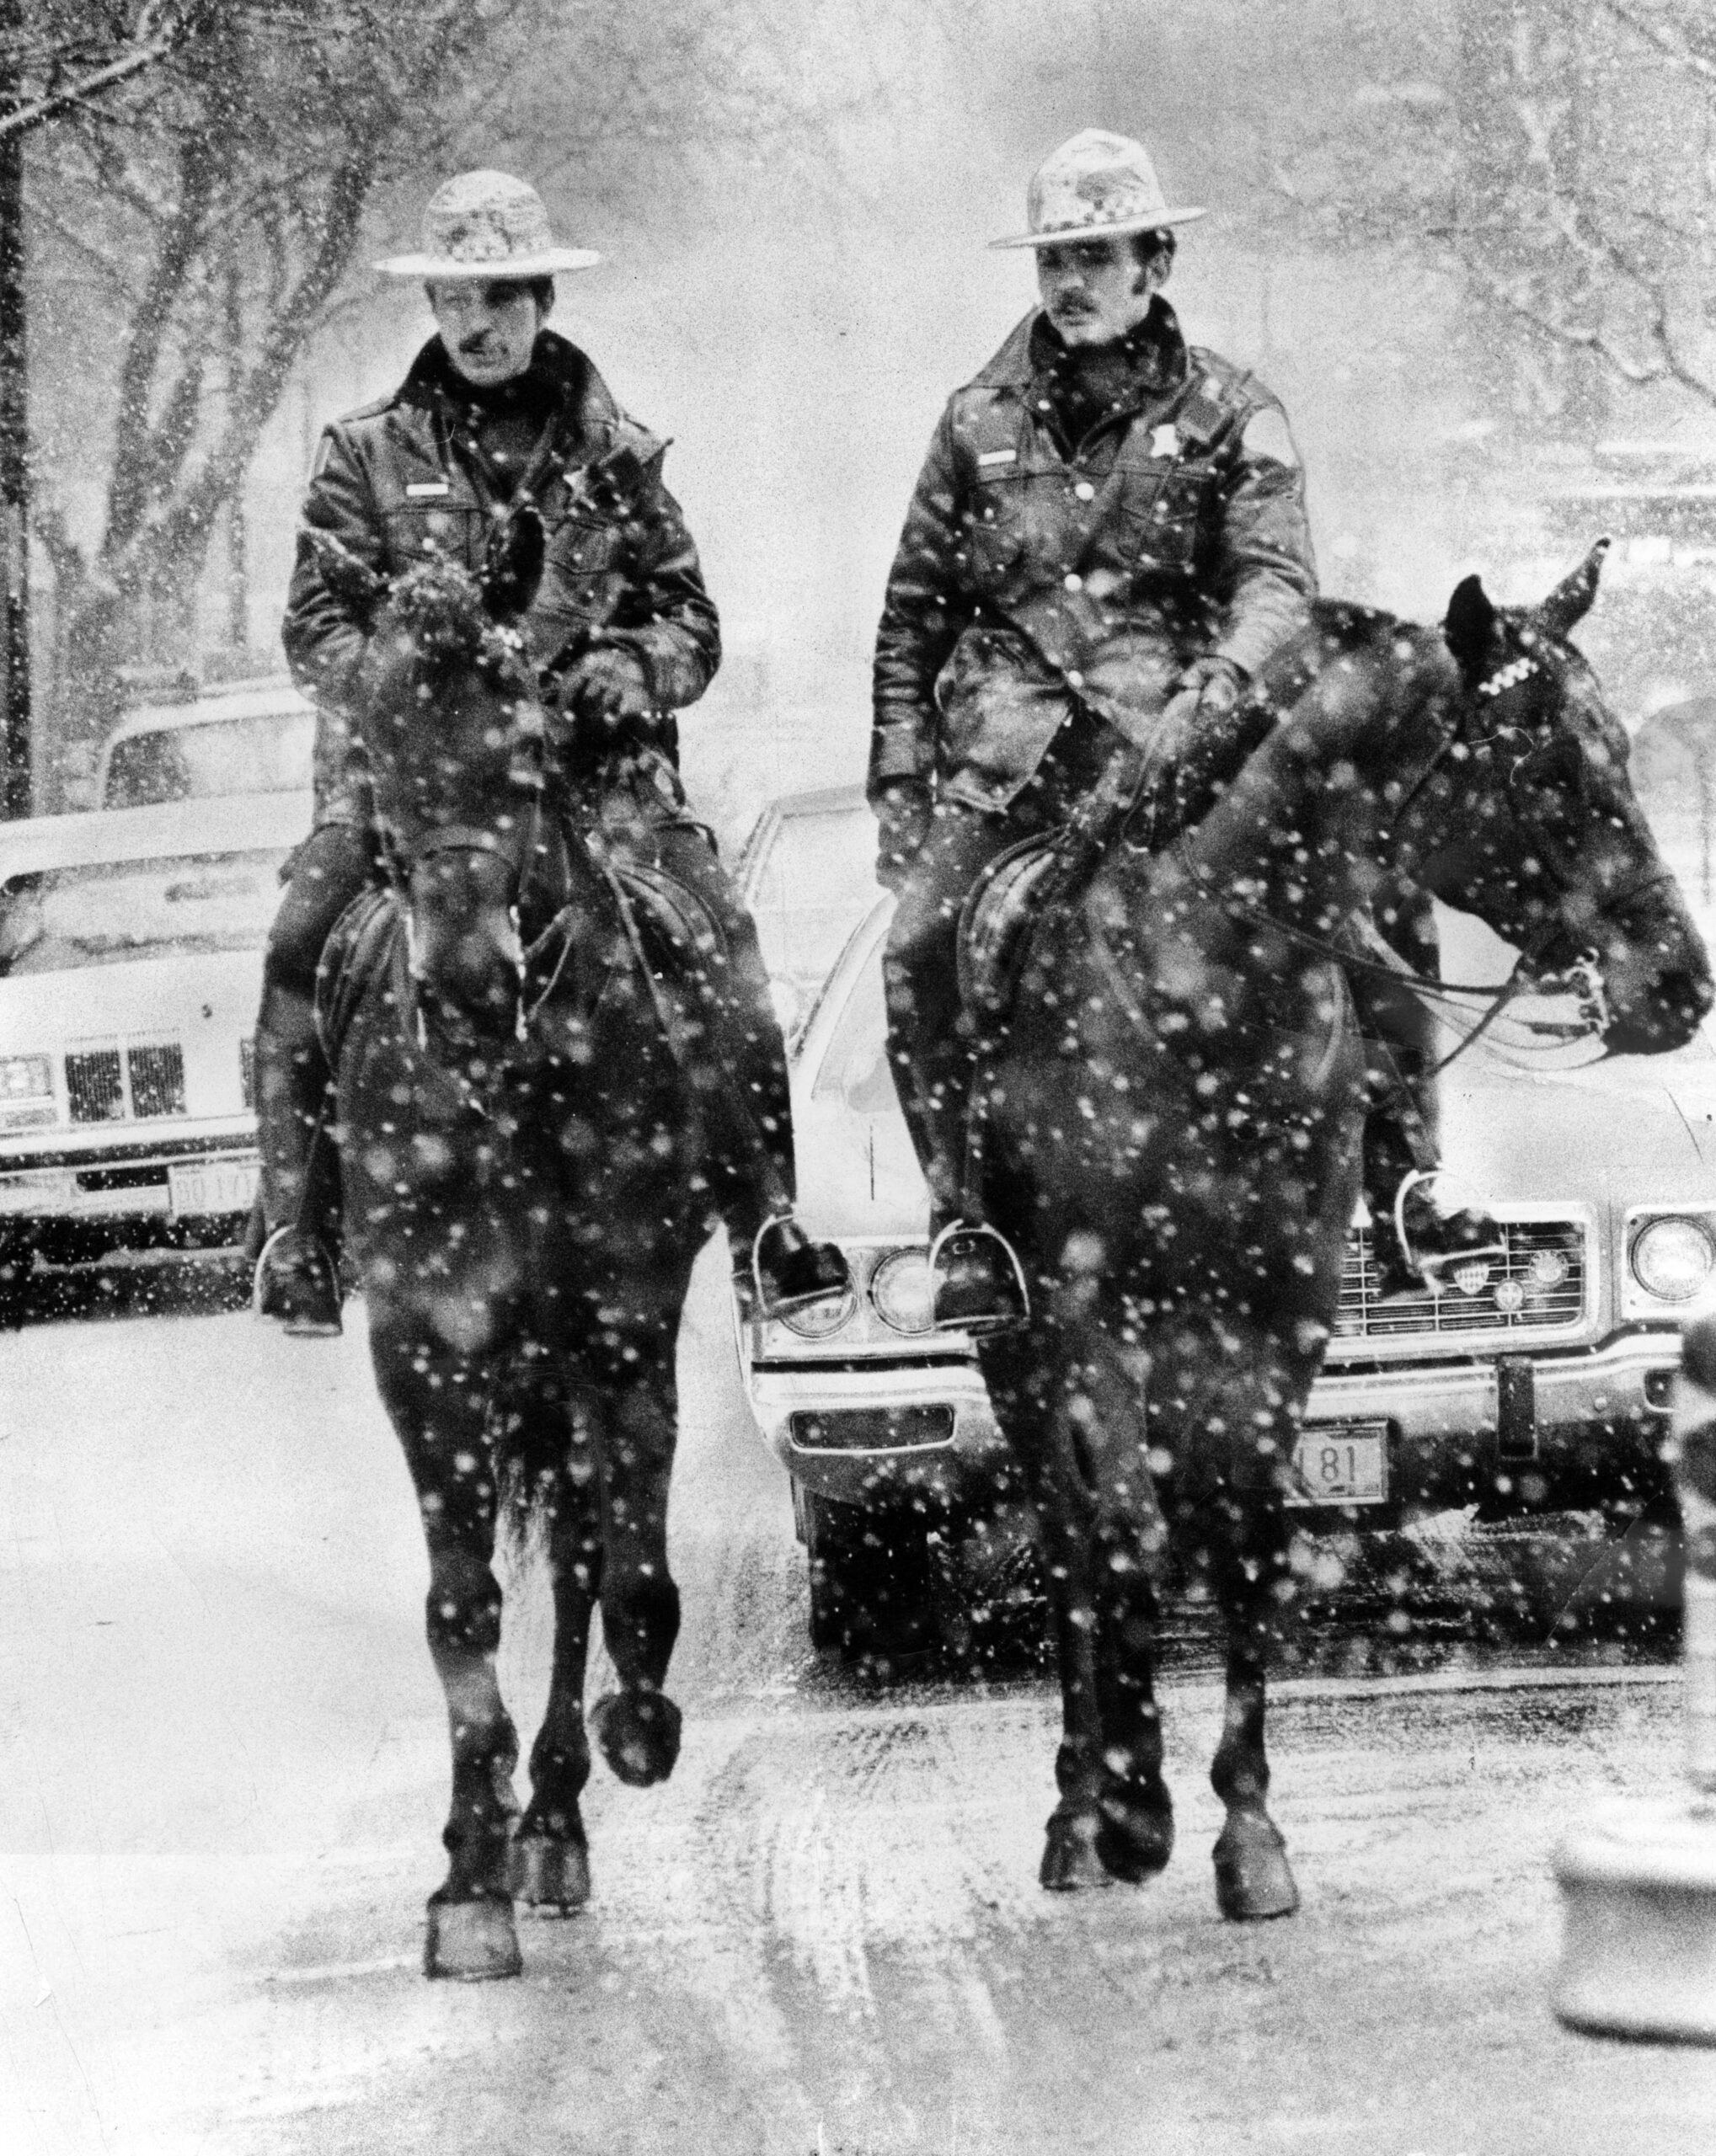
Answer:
1119;460;1212;574
962;472;1029;590
546;510;624;580
382;502;484;568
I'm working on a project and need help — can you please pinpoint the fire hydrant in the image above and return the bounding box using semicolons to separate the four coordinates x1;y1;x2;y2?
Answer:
1552;1316;1716;2040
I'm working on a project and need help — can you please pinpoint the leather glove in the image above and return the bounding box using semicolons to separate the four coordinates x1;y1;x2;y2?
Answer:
1147;655;1248;775
874;780;933;893
547;646;655;764
557;645;653;725
1175;653;1247;718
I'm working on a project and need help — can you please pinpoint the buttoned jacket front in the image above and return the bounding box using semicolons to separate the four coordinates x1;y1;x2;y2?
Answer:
283;330;719;824
870;300;1317;812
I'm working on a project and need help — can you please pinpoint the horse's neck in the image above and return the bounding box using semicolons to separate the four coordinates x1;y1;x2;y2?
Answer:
1146;617;1451;942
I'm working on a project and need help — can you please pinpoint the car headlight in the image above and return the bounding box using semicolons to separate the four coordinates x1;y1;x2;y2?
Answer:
869;1247;935;1333
1630;1216;1716;1303
778;1282;860;1339
0;1054;51;1102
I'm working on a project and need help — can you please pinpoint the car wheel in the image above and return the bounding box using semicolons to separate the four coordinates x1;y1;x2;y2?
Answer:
927;1502;1049;1667
800;1488;936;1661
0;1244;31;1330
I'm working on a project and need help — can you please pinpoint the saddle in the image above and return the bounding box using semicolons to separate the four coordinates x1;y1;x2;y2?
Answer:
606;858;727;978
956;830;1069;1017
311;858;730;1070
316;887;396;1067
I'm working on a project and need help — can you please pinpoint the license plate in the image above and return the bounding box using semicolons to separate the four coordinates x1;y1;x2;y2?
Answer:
1287;1422;1389;1506
168;1158;259;1218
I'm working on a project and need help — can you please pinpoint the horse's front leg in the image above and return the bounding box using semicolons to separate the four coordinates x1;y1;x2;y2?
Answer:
1152;1318;1305;1922
504;1382;599;1916
584;1330;685;1789
370;1316;524;1979
983;1322;1157;1892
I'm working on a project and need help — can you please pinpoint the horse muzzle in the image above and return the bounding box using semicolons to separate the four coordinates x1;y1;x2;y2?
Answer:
1594;914;1714;1058
406;850;528;1047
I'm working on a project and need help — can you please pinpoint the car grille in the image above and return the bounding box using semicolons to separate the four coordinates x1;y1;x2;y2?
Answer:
66;1048;124;1123
789;1406;956;1453
127;1043;186;1119
1334;1219;1585;1339
65;1042;188;1124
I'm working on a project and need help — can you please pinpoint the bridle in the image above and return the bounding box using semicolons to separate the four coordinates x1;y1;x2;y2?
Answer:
372;674;591;1066
1104;636;1666;1072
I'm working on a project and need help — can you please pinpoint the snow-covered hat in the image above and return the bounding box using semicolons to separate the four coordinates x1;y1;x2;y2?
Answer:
989;129;1206;251
375;170;601;280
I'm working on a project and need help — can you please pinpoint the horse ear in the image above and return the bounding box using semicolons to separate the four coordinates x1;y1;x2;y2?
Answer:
302;524;387;616
1442;573;1496;680
1537;536;1610;639
480;505;546;623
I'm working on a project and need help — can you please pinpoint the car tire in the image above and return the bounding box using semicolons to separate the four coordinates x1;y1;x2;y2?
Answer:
0;1243;30;1330
800;1488;935;1661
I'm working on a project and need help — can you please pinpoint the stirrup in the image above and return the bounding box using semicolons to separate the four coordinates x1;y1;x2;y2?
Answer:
749;1213;853;1321
928;1219;1030;1336
254;1225;344;1337
1393;1169;1508;1288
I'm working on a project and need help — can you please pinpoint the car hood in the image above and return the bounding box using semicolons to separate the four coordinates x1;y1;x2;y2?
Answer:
0;948;262;1050
1442;1040;1716;1212
794;1038;1716;1243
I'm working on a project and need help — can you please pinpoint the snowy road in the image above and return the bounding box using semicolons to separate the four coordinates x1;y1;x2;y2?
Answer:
3;1245;1715;2155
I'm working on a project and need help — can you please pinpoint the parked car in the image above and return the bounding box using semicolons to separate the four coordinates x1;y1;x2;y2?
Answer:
96;677;314;810
734;788;1716;1650
0;789;311;1319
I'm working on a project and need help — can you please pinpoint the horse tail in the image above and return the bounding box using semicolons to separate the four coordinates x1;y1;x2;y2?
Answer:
490;1369;573;1572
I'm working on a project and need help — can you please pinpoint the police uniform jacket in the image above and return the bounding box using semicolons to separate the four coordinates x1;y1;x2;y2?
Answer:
869;299;1317;814
282;329;719;824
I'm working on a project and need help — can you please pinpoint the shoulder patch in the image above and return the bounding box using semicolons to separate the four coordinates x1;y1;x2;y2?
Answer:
1239;407;1299;469
336;391;397;426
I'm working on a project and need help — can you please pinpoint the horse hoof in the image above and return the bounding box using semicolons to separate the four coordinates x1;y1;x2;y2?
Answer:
1213;1812;1300;1922
1097;1785;1174;1882
591;1689;682;1787
510;1833;591;1913
1040;1807;1115;1892
424;1897;522;1980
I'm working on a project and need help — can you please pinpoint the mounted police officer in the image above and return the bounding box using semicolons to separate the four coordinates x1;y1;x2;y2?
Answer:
254;168;847;1333
870;130;1500;1328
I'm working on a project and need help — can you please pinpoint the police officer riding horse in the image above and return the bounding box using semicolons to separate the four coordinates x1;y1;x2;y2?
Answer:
254;169;848;1334
871;129;1503;1331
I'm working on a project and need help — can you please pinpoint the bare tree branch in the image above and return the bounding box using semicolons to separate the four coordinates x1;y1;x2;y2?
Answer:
0;0;205;142
1596;0;1716;86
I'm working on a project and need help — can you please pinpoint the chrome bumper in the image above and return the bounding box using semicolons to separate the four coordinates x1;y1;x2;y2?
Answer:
745;1326;1682;1511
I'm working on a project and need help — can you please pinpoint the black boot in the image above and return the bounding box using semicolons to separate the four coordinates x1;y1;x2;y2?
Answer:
253;981;345;1337
254;1223;344;1337
929;1218;1029;1335
735;1214;853;1322
1372;1169;1508;1299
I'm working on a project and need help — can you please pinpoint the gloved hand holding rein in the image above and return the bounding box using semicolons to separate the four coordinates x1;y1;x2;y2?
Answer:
544;642;660;765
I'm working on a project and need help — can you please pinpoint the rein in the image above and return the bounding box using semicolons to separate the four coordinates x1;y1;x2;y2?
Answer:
1088;659;1653;1073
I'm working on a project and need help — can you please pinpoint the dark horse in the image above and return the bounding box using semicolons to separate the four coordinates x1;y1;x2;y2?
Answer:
969;543;1713;1916
315;516;715;1978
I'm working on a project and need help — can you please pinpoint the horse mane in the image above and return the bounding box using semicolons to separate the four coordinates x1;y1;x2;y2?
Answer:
380;554;534;690
1156;600;1447;839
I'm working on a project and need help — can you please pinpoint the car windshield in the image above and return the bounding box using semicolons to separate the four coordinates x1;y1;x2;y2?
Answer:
810;946;902;1112
103;710;315;807
0;849;286;974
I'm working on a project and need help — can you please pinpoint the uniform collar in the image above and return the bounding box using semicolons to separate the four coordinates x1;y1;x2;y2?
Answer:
398;328;623;446
970;295;1189;406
